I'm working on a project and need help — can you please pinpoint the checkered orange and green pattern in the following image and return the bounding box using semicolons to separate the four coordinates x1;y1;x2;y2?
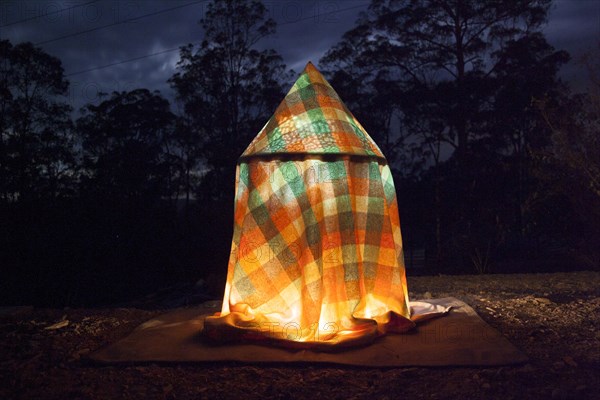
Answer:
203;63;413;348
241;62;384;159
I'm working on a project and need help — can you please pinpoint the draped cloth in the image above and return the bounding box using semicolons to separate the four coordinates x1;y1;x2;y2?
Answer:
203;62;438;348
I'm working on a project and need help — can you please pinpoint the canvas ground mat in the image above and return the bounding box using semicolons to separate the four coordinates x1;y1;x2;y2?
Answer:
88;297;528;367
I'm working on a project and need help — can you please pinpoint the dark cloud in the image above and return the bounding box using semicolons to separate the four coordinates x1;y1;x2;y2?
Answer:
0;0;597;114
543;0;600;90
1;0;207;112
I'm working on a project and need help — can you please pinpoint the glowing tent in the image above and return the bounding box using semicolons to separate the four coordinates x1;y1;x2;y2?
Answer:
203;62;434;348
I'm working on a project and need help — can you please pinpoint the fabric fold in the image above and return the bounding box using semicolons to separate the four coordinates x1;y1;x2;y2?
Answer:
203;158;416;347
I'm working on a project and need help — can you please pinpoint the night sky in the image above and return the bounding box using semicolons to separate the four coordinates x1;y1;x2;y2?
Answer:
1;0;598;115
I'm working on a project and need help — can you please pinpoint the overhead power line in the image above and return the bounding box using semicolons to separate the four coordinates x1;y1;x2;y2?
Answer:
35;0;207;46
278;3;367;27
65;46;181;77
1;0;101;28
64;2;370;77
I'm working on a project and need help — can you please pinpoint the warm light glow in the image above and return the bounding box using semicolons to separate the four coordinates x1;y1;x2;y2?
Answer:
203;62;414;348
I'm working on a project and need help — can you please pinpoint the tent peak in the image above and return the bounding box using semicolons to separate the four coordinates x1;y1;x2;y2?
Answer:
241;60;385;160
304;61;316;70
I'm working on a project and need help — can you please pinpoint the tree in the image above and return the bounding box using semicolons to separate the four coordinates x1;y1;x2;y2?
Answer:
536;47;600;268
163;114;200;206
324;0;552;160
77;89;175;202
0;40;74;202
321;0;569;270
168;0;289;201
487;33;569;238
74;89;178;302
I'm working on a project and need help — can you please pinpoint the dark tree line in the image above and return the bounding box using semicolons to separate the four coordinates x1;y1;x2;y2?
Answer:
0;0;598;306
0;0;288;306
320;0;597;272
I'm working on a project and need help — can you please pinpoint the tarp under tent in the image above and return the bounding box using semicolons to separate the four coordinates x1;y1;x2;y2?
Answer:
203;62;447;348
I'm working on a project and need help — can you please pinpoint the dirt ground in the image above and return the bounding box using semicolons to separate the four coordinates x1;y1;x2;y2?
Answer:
1;271;599;400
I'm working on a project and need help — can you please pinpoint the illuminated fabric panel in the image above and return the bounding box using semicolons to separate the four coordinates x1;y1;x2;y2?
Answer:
203;63;412;347
241;62;384;159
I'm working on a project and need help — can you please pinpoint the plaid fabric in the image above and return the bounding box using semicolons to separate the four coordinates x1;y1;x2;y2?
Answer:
241;62;384;159
204;63;412;348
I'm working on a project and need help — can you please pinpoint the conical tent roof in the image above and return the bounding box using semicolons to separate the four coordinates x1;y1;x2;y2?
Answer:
241;62;384;159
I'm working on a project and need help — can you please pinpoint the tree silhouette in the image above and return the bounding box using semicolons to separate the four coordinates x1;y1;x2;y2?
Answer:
163;115;201;206
536;47;600;268
77;89;175;203
324;0;553;162
169;0;289;201
321;0;569;271
67;89;181;305
488;33;569;238
0;40;74;202
0;40;81;305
